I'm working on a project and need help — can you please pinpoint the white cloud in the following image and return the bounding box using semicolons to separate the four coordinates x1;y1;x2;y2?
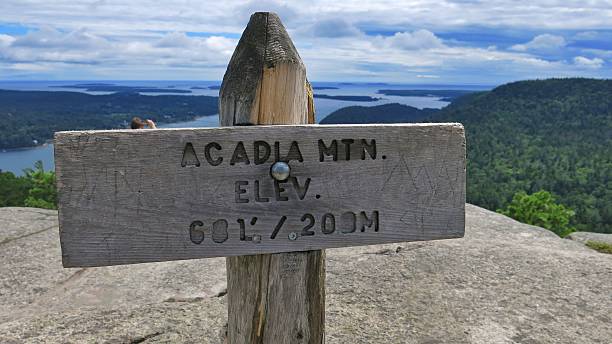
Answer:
2;21;602;83
0;0;611;82
311;18;361;38
299;30;571;83
573;31;600;40
10;27;108;50
8;63;51;71
155;32;193;48
205;36;236;53
582;49;612;58
385;30;445;50
1;0;612;37
416;74;440;79
0;27;236;71
235;0;298;25
573;56;604;69
511;34;566;52
0;34;16;46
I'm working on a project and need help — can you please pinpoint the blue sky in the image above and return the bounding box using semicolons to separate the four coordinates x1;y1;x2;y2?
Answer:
0;0;611;84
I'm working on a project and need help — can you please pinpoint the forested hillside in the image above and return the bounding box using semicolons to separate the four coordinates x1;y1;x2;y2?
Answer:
324;78;612;233
432;78;611;233
0;90;218;149
320;103;438;124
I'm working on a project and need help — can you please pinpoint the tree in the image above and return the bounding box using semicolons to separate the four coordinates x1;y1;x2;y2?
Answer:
23;160;57;210
0;170;31;207
498;190;575;237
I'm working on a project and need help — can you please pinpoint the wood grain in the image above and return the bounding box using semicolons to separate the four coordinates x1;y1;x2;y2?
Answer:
219;12;310;126
221;12;324;344
54;124;465;267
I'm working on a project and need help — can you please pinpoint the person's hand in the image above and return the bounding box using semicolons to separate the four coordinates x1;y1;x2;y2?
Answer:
146;119;157;129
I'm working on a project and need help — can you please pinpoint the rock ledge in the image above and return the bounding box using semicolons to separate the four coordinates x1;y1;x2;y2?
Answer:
1;205;610;343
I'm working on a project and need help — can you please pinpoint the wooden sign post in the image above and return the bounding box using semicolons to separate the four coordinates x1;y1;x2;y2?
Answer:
219;12;324;344
53;12;465;344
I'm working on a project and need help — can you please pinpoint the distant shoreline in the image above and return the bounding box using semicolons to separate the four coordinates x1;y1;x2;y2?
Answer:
1;141;53;153
313;94;379;101
51;83;194;94
0;89;219;150
1;113;219;151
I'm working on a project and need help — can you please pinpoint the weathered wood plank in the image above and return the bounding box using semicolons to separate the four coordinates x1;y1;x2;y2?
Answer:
54;123;465;267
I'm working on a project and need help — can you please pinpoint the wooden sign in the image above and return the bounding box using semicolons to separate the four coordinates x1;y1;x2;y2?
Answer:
55;123;465;267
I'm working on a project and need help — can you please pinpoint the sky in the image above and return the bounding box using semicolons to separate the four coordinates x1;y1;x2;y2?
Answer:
0;0;611;84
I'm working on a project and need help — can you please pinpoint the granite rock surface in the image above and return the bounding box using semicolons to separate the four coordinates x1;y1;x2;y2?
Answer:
0;205;610;343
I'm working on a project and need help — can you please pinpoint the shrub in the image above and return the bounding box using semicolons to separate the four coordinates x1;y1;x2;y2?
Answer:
23;161;57;210
585;240;612;254
498;190;575;237
0;161;57;210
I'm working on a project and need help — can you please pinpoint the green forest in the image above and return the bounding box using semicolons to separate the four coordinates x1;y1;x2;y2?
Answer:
432;78;611;234
0;90;218;149
324;78;612;234
320;103;438;124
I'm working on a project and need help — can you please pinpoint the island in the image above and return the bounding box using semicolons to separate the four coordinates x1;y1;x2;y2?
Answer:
312;86;339;90
53;83;192;94
320;103;439;124
0;89;218;149
338;82;388;86
377;89;476;101
313;94;379;102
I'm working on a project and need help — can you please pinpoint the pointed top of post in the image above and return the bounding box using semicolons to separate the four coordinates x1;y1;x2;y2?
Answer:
225;11;303;75
219;12;312;126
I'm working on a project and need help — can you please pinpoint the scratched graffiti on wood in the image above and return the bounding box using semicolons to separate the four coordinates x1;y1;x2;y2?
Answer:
54;123;466;267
